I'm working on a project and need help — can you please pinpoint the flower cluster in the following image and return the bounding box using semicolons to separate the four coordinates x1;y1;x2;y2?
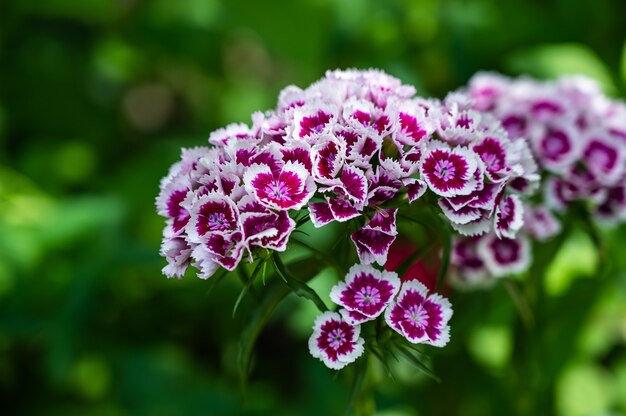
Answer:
467;73;626;223
157;69;537;282
156;68;626;378
451;73;626;284
309;264;452;369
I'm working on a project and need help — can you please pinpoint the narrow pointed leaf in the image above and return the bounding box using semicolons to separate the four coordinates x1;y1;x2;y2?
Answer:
394;344;440;382
272;254;328;312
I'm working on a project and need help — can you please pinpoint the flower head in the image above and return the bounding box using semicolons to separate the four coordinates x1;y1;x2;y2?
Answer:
308;311;365;370
385;280;453;347
330;264;401;318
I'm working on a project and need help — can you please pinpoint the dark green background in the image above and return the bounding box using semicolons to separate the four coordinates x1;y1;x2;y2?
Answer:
1;0;626;415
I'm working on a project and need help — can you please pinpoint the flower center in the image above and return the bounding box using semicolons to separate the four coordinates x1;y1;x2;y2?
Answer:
206;212;229;231
328;329;346;349
265;180;290;201
407;305;428;326
434;159;456;181
355;286;381;306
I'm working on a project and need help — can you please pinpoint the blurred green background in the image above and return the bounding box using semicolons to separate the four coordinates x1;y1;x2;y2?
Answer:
1;0;626;415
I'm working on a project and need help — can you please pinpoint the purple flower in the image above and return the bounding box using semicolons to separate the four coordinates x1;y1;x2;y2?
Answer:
308;311;365;370
330;264;401;319
477;233;530;277
160;231;193;279
472;136;509;182
351;208;398;265
523;204;561;241
384;280;453;347
186;194;240;242
244;161;315;211
311;136;345;183
240;209;295;253
532;125;579;171
451;237;489;286
494;194;524;239
420;141;480;197
582;136;625;186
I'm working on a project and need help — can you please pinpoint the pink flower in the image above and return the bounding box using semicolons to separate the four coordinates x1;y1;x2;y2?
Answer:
351;208;398;266
582;136;625;186
477;233;530;277
308;311;365;370
244;161;315;211
330;264;401;319
291;102;337;141
160;231;193;279
420;141;480;197
186;193;240;243
384;280;453;347
451;237;489;286
523;204;561;241
494;194;524;239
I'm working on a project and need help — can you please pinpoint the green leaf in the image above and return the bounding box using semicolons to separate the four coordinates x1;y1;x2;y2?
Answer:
393;344;440;382
436;223;452;293
344;354;368;416
290;237;343;271
369;346;396;380
237;282;290;388
505;43;616;94
238;258;326;387
232;260;266;317
272;254;328;312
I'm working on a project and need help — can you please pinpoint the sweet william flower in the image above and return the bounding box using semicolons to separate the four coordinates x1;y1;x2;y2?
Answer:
385;280;453;347
243;161;316;211
329;264;401;319
351;208;398;266
477;233;530;277
308;311;365;370
420;140;480;198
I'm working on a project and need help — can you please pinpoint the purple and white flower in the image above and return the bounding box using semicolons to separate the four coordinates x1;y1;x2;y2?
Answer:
330;264;401;319
351;208;398;266
244;161;316;211
494;194;524;239
477;233;530;277
384;280;453;347
420;141;480;197
308;311;365;370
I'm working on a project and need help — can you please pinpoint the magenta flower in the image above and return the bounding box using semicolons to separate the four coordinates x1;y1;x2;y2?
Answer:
160;232;193;279
391;100;433;146
523;204;561;242
533;125;579;171
451;236;488;286
186;194;240;243
330;264;401;319
420;141;480;197
351;208;398;266
244;161;315;211
477;233;530;277
311;136;345;183
494;194;524;239
582;136;625;186
308;311;365;370
291;103;337;141
385;280;453;347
